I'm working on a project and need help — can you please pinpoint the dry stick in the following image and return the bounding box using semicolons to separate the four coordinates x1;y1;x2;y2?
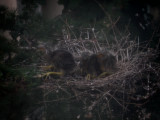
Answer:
79;32;87;51
100;85;128;111
43;88;57;97
124;100;149;107
85;29;94;52
101;29;110;47
120;36;135;62
86;29;90;40
116;28;131;59
82;30;90;52
92;28;101;51
92;40;99;53
66;27;75;52
97;111;102;120
60;17;78;52
106;99;113;120
124;19;131;35
94;0;119;44
41;88;90;103
126;41;135;61
85;29;99;53
106;91;127;111
63;18;77;40
62;28;70;50
109;16;119;45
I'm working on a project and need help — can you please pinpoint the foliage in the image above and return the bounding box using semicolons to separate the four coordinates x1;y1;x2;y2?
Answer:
0;3;44;120
0;6;16;30
0;0;160;120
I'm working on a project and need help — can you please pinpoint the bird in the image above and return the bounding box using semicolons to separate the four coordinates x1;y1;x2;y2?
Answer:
37;47;76;77
47;49;76;75
80;51;117;79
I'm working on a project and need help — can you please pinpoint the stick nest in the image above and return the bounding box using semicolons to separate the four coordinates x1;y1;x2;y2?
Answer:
40;22;160;117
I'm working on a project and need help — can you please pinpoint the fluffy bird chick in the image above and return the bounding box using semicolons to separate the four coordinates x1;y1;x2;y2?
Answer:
97;52;117;73
47;49;76;75
80;51;117;79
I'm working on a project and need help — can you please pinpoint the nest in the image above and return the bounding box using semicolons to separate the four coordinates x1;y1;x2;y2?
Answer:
40;20;160;118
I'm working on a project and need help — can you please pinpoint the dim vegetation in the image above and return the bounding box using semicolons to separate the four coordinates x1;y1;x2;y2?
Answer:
0;0;160;120
39;15;160;120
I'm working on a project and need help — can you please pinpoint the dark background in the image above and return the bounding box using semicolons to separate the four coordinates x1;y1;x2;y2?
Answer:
0;0;160;119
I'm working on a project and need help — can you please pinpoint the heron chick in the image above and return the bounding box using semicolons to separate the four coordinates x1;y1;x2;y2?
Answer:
47;49;76;76
80;51;117;79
